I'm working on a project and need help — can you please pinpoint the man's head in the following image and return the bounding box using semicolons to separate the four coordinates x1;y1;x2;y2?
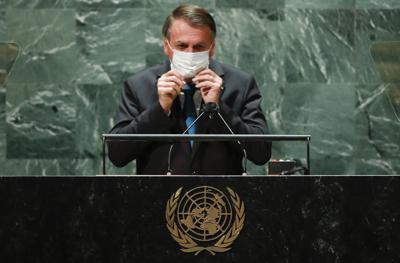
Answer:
162;5;216;59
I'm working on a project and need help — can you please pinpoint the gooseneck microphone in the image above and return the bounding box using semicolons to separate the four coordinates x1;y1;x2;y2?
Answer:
214;106;248;176
167;102;248;176
167;110;206;175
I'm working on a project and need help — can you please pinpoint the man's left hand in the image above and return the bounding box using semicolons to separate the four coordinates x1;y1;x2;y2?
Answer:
192;69;223;104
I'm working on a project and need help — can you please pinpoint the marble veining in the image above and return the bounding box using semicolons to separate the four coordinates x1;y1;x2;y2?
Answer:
0;0;399;175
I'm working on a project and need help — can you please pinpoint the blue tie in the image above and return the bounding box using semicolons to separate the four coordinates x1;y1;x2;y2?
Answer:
183;84;197;147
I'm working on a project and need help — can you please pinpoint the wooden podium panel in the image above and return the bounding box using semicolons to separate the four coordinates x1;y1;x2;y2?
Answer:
0;176;399;262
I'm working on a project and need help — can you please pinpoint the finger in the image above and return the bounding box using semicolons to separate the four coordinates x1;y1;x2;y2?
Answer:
158;81;177;88
194;68;214;76
194;75;223;87
200;86;211;92
161;75;184;88
195;81;216;89
192;74;214;83
159;85;180;95
200;88;210;98
163;70;184;80
159;86;178;96
158;79;183;90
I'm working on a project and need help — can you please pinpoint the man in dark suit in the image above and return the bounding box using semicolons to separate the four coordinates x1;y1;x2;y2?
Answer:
108;4;271;175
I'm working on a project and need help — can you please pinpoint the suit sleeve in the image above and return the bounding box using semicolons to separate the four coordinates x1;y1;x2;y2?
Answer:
107;80;174;167
207;77;272;165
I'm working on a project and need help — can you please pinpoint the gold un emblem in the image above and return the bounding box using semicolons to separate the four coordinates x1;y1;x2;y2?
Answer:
166;186;245;255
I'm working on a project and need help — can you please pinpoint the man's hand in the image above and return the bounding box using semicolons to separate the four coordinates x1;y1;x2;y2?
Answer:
157;70;184;113
192;69;223;104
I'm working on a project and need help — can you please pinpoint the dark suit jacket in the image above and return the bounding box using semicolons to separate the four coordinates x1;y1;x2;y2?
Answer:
108;60;271;175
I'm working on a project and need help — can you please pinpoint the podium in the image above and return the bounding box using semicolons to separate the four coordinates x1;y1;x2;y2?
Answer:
1;176;399;262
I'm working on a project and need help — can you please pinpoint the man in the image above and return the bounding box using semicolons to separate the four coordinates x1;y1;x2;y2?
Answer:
108;4;271;175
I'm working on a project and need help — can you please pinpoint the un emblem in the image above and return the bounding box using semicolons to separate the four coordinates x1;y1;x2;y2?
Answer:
165;186;245;255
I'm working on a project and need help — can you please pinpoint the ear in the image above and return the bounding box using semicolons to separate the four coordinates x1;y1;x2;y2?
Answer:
163;38;173;59
209;42;216;58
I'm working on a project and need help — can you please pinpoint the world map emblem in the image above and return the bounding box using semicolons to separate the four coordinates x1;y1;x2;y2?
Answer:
165;186;245;255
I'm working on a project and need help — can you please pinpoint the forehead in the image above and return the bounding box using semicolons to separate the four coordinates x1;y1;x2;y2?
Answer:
169;19;213;43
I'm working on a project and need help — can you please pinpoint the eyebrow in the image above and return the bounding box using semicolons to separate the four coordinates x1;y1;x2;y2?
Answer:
174;41;207;46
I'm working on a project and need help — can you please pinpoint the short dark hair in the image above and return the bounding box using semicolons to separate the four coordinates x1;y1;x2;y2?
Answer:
162;4;216;40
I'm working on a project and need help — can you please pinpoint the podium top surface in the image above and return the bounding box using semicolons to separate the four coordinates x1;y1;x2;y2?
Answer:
102;133;311;142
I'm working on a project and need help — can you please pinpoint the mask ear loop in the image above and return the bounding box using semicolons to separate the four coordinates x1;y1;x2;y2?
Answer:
166;40;174;52
205;42;215;69
166;39;174;64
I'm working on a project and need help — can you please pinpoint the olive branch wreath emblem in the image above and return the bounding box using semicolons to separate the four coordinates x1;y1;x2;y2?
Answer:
165;187;245;255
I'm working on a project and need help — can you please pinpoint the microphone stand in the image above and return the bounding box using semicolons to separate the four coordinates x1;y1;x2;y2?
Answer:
204;103;247;175
167;111;205;175
215;111;248;175
167;102;248;176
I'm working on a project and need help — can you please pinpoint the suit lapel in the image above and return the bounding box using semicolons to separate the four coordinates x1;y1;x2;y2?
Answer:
155;60;171;77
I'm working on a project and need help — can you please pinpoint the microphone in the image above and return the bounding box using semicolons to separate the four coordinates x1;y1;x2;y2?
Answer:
211;104;248;176
167;102;248;176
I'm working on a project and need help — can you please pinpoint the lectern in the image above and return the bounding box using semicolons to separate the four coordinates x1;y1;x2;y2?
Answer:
1;176;399;262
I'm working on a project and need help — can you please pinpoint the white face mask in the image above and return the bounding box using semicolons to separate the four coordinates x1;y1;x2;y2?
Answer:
168;41;211;79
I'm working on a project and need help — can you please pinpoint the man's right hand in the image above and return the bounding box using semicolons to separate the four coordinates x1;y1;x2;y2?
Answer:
157;70;184;113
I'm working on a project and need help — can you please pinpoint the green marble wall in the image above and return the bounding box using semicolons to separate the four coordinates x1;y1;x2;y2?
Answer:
0;0;399;175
